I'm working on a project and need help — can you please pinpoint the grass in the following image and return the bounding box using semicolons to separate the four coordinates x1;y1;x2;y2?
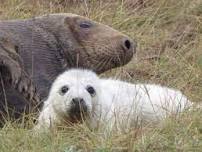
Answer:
0;0;202;151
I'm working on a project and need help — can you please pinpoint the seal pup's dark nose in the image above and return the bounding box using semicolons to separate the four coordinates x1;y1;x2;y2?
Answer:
71;97;87;113
69;97;88;122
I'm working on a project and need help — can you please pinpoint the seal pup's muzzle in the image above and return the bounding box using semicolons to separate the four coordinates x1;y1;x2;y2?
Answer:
68;97;89;122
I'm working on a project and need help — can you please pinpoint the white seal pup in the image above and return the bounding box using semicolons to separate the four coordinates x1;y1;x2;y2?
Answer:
35;69;192;131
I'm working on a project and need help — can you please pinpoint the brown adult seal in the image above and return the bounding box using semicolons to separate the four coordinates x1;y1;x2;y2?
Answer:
0;13;136;123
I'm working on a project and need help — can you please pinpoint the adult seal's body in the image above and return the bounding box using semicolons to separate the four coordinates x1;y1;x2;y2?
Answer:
0;13;135;122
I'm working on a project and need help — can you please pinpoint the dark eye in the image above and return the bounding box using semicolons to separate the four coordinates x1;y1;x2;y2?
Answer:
60;85;69;95
79;21;92;28
86;85;96;96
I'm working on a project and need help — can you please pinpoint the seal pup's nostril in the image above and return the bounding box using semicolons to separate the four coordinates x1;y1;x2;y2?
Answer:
71;97;87;112
72;97;84;105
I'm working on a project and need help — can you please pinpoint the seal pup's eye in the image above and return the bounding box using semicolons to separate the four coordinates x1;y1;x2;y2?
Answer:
79;21;92;28
60;85;69;95
86;85;96;97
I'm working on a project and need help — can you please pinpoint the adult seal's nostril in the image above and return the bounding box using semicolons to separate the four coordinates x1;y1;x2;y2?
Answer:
124;39;131;50
121;38;136;54
110;37;136;67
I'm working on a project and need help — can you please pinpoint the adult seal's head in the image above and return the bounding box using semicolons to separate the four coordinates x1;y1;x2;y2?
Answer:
36;13;136;73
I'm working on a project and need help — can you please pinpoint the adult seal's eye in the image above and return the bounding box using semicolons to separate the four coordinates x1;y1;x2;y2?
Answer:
86;85;96;96
79;21;92;28
60;85;69;95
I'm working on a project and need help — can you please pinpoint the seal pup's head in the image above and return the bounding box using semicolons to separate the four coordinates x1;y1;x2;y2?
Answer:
46;69;100;123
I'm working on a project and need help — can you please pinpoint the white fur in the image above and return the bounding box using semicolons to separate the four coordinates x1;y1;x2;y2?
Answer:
35;69;192;131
